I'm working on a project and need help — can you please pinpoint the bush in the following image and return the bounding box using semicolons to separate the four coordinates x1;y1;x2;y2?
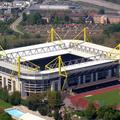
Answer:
38;104;49;116
84;103;97;120
0;113;12;120
47;112;53;117
0;88;9;102
21;99;28;106
9;91;21;105
54;109;62;120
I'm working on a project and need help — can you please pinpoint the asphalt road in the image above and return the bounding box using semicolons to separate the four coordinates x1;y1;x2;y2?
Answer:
72;0;120;11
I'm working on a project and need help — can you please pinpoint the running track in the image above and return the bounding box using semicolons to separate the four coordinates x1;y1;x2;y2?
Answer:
70;84;120;99
68;84;120;109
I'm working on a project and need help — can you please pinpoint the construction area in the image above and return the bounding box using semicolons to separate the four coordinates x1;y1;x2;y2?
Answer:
0;27;120;97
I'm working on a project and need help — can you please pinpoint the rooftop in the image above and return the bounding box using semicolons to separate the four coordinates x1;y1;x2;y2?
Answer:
19;113;46;120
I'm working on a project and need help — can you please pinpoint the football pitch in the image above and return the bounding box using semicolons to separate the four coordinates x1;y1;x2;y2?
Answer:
85;89;120;106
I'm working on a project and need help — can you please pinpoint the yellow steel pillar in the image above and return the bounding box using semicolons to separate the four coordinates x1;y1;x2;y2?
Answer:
17;56;21;79
58;56;61;75
50;27;55;42
117;44;120;60
84;27;87;42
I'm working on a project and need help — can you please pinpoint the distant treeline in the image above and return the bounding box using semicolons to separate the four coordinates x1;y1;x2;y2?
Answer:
0;0;13;2
105;0;120;4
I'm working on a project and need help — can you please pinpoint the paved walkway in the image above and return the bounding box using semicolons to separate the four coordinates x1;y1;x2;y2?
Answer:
10;15;24;35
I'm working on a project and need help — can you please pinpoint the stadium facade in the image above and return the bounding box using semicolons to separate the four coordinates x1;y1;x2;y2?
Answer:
0;39;119;97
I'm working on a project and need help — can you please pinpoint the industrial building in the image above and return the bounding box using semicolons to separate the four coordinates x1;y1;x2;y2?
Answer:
29;4;75;11
0;28;119;97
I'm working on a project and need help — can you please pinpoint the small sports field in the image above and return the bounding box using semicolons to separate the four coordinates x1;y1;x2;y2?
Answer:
85;89;120;106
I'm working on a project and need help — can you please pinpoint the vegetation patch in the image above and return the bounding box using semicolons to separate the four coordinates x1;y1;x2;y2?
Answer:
0;100;12;108
105;0;120;4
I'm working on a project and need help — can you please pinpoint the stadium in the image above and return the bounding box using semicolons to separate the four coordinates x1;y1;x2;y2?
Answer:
0;28;119;97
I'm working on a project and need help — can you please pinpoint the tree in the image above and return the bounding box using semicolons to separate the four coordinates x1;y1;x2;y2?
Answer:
55;91;62;108
64;111;72;120
79;16;84;24
96;106;106;120
22;13;27;22
33;12;42;24
99;9;105;14
27;93;46;111
104;23;120;36
47;91;62;109
0;88;9;102
64;16;70;23
54;109;62;120
22;13;43;25
97;106;120;120
84;103;97;120
0;113;12;120
53;16;59;24
9;91;21;105
0;21;13;35
27;94;39;111
38;103;49;116
2;38;8;49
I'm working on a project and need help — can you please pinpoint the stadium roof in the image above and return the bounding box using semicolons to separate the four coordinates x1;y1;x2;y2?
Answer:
4;40;119;62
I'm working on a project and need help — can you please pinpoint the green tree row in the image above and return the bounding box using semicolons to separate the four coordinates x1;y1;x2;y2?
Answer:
78;103;120;120
0;21;14;35
22;13;43;25
0;88;21;105
27;90;62;119
105;0;120;4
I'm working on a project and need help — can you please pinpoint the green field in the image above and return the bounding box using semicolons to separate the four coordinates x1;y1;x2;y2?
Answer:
0;100;12;108
85;89;120;106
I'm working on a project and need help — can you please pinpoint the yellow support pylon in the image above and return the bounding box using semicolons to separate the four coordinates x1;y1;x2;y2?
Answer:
73;27;90;42
17;56;21;79
21;57;40;72
58;56;61;75
0;45;7;58
45;56;67;91
49;27;62;42
50;27;55;42
84;27;87;42
107;44;120;61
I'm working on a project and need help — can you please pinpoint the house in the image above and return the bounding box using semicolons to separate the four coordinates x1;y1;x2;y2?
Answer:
93;14;120;24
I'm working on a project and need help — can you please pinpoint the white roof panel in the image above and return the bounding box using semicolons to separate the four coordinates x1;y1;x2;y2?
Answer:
41;60;114;74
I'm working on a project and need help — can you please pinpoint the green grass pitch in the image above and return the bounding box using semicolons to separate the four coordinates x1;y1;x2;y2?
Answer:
85;89;120;106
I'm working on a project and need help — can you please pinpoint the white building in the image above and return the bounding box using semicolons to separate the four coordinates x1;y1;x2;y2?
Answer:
19;113;46;120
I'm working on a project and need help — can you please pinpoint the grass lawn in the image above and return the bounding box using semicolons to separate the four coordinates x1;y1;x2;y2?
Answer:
85;89;120;106
0;99;12;108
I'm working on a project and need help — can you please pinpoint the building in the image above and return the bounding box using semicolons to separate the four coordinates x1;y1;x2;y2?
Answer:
0;39;119;97
29;4;75;11
19;113;46;120
93;14;120;24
